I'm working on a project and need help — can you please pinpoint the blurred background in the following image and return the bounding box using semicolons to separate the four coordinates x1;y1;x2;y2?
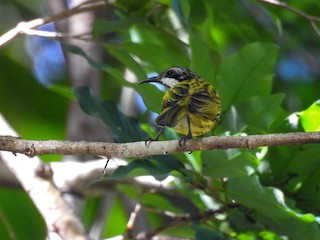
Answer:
0;0;320;239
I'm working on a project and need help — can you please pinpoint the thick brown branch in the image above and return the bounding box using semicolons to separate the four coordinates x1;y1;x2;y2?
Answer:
0;132;319;158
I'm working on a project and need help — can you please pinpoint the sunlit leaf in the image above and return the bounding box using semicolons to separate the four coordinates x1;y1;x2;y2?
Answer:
299;100;320;132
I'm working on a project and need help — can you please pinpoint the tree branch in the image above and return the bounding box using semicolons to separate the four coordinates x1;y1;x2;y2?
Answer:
259;0;320;37
260;0;320;22
0;0;114;47
0;132;319;158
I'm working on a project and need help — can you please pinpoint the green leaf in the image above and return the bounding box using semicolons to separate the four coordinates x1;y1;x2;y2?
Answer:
260;144;320;212
108;156;185;181
202;150;258;178
0;189;46;240
261;145;320;186
0;52;67;145
141;193;184;213
74;87;147;142
189;33;216;85
217;42;279;111
121;23;189;71
227;175;320;240
194;225;226;240
221;94;286;134
65;44;107;69
299;100;320;132
103;197;127;238
124;42;189;70
48;84;75;100
237;93;285;133
92;18;142;36
104;43;146;80
136;83;163;114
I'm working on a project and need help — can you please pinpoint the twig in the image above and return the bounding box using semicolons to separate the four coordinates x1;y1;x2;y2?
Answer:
259;0;320;37
141;207;228;239
0;132;320;159
310;21;320;37
0;0;114;47
260;0;320;22
125;204;142;238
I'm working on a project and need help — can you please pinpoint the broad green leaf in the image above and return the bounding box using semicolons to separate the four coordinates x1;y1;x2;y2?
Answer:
124;42;189;71
114;0;150;13
227;175;320;240
93;18;142;36
0;189;46;240
65;44;107;69
104;43;146;80
125;25;189;67
260;144;320;212
141;193;184;213
299;100;320;132
235;230;283;240
217;43;279;111
108;156;185;181
219;105;245;134
237;93;285;133
202;150;258;178
261;145;320;186
176;0;191;27
294;167;320;211
0;52;67;146
136;83;163;114
103;197;127;238
221;94;286;134
48;84;75;100
102;67;133;87
189;33;216;85
74;87;147;142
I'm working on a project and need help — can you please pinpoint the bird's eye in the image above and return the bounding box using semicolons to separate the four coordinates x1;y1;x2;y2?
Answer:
167;70;174;77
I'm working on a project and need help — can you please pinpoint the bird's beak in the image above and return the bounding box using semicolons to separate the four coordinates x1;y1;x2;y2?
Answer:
138;76;160;85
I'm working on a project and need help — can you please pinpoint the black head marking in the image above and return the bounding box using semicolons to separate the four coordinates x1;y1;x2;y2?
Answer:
162;67;200;81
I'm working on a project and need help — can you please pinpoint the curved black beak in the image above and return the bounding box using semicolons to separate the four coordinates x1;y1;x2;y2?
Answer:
138;76;160;85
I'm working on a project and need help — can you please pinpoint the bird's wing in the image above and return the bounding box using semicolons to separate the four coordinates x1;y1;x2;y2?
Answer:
189;88;221;121
155;104;185;127
155;84;189;127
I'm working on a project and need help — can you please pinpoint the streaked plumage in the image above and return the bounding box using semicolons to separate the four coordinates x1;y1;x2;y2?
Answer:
139;66;221;146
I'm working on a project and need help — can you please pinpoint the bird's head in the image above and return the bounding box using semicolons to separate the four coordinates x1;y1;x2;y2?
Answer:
138;66;200;88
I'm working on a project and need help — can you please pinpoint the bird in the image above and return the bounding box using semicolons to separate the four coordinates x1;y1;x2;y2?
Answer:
138;66;221;147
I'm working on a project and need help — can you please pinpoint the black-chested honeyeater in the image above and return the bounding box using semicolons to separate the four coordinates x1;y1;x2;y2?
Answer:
139;66;221;146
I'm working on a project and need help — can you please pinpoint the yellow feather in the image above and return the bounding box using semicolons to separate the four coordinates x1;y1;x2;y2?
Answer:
139;67;221;144
157;78;221;136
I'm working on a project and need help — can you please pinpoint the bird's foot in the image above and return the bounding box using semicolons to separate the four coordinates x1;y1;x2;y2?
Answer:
179;134;192;147
144;136;158;147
